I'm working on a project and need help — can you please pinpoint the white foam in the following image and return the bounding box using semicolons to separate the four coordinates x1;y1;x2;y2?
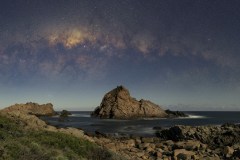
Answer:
142;115;207;120
184;114;207;119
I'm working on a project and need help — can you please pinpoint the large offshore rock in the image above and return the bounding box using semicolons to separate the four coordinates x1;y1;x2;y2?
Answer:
91;86;168;119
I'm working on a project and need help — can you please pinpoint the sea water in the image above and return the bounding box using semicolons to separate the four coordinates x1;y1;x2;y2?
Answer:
41;111;240;137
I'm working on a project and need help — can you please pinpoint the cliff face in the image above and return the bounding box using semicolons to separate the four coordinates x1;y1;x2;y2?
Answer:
91;86;168;119
1;102;56;116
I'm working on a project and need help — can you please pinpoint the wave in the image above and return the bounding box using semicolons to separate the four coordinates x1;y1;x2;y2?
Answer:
142;114;207;120
183;114;207;119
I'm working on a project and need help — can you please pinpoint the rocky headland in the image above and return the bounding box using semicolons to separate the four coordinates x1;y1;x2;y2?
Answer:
1;102;56;116
91;86;187;119
0;102;90;138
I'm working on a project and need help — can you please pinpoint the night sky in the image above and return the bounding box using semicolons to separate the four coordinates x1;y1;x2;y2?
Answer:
1;0;240;110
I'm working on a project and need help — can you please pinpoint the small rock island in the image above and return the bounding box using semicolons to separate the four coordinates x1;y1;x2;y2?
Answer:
91;86;187;119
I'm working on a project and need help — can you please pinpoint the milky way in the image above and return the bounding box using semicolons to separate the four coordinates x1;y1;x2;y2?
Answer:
0;0;240;110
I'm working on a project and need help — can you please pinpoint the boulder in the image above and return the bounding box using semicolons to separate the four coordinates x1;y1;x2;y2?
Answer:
157;126;186;141
59;110;72;121
59;110;72;117
174;140;202;150
141;137;155;143
125;139;136;147
173;149;195;160
224;146;234;158
91;86;168;119
165;109;188;117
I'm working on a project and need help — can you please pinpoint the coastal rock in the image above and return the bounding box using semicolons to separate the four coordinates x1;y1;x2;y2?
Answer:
157;126;186;141
91;127;240;160
0;103;92;142
59;110;72;117
174;140;202;150
173;149;195;159
59;110;72;122
165;109;188;117
224;146;234;157
157;124;240;148
91;86;169;119
1;102;56;116
0;102;56;130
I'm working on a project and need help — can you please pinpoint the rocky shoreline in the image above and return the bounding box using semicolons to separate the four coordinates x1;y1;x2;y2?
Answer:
1;103;240;160
87;123;240;160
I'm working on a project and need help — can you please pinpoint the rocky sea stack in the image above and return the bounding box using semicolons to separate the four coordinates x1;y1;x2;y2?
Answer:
91;86;186;119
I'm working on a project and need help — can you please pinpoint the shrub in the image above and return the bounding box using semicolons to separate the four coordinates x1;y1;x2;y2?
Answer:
0;115;124;160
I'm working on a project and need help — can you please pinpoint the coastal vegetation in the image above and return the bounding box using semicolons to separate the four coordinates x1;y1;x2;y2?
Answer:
0;114;123;160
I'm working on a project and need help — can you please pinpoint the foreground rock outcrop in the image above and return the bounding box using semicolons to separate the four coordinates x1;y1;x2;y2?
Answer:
157;123;240;147
92;124;240;160
92;86;186;119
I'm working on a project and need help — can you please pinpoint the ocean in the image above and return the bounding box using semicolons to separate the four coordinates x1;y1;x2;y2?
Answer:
41;111;240;137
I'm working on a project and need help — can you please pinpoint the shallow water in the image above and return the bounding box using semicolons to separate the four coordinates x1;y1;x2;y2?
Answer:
41;111;240;136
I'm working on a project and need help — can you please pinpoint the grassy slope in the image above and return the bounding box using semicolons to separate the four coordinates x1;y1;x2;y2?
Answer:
0;115;123;160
